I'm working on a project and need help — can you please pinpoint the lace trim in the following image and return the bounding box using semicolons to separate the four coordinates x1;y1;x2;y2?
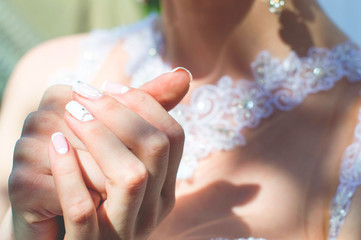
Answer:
328;109;361;239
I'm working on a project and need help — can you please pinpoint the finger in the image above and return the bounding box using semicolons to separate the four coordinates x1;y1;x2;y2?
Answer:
63;104;148;234
18;111;104;205
71;85;170;188
11;137;62;215
103;86;184;197
49;132;98;240
101;67;191;193
138;67;192;111
73;77;184;222
71;84;182;231
107;88;185;229
39;85;73;113
71;89;170;220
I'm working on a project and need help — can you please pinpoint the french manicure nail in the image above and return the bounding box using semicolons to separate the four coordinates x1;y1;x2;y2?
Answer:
65;101;94;122
72;81;103;99
171;67;193;82
101;81;130;94
51;132;68;154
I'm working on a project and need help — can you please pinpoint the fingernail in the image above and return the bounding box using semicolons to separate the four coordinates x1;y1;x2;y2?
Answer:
51;132;68;154
65;101;94;122
73;81;103;99
101;81;130;94
171;67;193;82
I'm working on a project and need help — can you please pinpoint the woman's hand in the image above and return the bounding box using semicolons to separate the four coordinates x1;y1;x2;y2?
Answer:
50;79;186;239
8;68;191;239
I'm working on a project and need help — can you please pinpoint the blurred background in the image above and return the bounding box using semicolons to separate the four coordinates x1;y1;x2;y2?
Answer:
0;0;360;101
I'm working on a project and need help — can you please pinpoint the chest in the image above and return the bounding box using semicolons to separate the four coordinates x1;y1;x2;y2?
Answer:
152;150;330;240
151;90;360;239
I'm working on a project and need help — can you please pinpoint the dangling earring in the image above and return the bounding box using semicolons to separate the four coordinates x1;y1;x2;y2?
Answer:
267;0;285;15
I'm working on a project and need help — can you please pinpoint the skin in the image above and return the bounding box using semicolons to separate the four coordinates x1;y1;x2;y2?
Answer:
50;84;188;240
1;0;361;239
7;71;191;240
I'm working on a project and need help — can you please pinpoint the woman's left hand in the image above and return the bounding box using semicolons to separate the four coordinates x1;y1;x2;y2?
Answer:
49;82;186;239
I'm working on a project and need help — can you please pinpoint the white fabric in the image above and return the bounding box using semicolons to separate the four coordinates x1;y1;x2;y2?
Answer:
51;14;361;240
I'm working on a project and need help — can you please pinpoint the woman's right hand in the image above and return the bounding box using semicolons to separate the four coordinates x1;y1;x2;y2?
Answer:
8;68;191;239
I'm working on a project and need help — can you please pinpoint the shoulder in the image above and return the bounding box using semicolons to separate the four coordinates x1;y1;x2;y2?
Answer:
4;13;159;109
0;33;89;148
3;34;87;111
8;34;87;93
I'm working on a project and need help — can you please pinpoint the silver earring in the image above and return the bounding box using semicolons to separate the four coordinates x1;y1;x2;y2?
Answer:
268;0;285;15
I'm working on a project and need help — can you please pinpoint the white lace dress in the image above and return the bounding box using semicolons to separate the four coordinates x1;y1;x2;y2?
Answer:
51;14;361;240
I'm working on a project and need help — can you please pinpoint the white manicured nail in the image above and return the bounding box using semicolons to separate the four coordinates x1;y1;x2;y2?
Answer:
65;101;94;122
73;81;103;99
171;67;193;81
51;132;68;154
101;81;130;94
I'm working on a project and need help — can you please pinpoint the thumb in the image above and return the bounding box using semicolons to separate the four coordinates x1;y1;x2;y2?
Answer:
139;67;192;111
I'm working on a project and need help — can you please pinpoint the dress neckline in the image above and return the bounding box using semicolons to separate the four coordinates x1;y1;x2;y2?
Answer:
120;14;361;180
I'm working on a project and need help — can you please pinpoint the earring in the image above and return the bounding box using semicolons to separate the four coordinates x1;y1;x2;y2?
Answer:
267;0;285;15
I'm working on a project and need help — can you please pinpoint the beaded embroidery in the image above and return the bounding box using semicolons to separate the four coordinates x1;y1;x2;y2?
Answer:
51;14;361;240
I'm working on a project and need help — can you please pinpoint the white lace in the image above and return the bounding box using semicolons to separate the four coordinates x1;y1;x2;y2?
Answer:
328;108;361;240
51;14;361;240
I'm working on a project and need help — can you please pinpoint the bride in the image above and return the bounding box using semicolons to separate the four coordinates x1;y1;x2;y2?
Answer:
1;0;361;239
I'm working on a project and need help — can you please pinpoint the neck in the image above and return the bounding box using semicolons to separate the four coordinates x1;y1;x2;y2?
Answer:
161;0;348;81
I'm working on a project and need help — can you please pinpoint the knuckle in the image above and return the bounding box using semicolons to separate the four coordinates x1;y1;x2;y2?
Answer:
86;123;104;139
13;137;46;165
134;91;148;107
162;193;176;215
144;130;170;158
43;85;66;98
122;90;148;110
22;110;61;137
168;122;185;143
142;216;158;237
22;112;39;134
101;99;123;115
13;138;30;162
13;137;48;168
122;163;148;192
66;198;96;224
40;85;72;109
8;168;37;203
8;170;23;198
165;196;176;213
